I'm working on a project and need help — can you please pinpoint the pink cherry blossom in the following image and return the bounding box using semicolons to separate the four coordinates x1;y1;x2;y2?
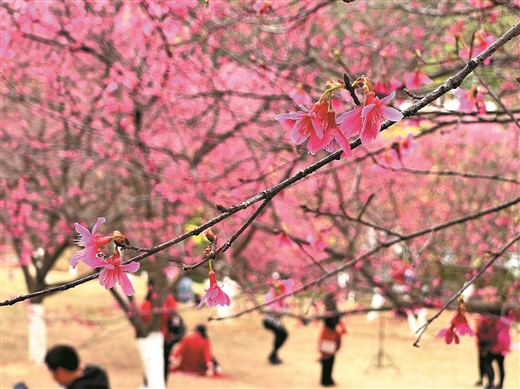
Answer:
337;105;363;138
277;231;293;247
307;234;326;250
437;327;460;345
398;133;418;157
197;270;231;308
360;91;404;144
275;101;328;151
405;69;433;90
378;148;400;168
436;302;474;345
289;83;312;106
265;278;294;310
453;87;486;114
93;249;140;296
309;111;352;157
373;78;402;95
253;0;272;14
70;217;115;269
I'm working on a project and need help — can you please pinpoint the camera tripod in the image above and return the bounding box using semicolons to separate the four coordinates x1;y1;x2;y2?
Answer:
364;311;401;375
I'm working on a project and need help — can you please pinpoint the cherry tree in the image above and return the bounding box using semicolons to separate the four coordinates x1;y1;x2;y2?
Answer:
1;0;519;387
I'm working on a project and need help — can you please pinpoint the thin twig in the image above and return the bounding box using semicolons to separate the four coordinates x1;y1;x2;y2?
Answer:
1;21;519;307
412;233;520;347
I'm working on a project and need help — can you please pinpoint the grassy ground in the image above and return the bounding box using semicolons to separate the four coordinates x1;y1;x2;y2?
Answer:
1;261;518;389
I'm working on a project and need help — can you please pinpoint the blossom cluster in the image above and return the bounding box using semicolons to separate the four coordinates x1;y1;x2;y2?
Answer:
436;301;474;345
276;76;404;158
71;217;139;296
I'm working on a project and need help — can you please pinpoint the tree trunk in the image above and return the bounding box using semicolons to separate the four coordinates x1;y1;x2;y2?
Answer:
27;303;47;364
137;331;165;389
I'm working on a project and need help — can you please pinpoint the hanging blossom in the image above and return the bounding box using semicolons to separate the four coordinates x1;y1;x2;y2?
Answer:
71;217;118;268
87;249;140;296
197;260;231;308
265;277;294;311
436;300;475;345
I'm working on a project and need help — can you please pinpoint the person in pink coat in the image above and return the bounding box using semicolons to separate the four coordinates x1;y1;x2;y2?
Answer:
487;315;512;389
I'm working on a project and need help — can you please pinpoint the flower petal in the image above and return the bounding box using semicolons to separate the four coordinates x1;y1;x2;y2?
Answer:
70;250;86;269
118;270;136;296
121;261;140;273
334;131;352;158
91;217;106;235
74;223;92;245
380;91;396;105
361;103;375;118
381;106;403;122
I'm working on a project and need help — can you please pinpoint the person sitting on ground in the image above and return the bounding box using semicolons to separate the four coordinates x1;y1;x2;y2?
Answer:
44;344;110;389
170;324;220;377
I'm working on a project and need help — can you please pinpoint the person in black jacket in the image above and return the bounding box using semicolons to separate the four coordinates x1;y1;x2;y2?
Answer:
45;345;110;389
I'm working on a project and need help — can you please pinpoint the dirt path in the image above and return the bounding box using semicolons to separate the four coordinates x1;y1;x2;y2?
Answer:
1;270;518;388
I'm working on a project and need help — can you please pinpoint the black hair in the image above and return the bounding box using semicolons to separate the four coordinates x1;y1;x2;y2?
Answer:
195;324;207;339
145;279;155;300
324;293;337;313
44;345;80;372
324;293;340;330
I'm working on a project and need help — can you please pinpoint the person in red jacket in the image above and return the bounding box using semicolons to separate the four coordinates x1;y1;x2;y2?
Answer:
318;293;347;387
171;324;219;376
140;280;183;383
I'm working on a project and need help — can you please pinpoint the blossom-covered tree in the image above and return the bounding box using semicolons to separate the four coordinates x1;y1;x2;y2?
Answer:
1;0;519;385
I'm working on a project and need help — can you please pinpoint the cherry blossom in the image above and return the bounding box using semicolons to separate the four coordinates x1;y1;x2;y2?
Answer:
360;91;404;144
70;217;116;269
309;111;352;158
453;87;486;114
405;69;433;90
265;278;294;311
277;231;293;248
436;301;474;345
398;133;418;158
289;83;312;106
275;101;328;151
93;249;140;296
336;76;403;145
337;105;363;138
197;269;231;308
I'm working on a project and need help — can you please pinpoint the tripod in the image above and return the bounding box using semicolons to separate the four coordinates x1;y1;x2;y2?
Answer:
364;311;401;375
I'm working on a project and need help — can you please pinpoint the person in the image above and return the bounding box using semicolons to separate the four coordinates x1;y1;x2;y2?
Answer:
44;344;110;389
140;280;185;383
487;315;512;389
263;272;293;365
475;314;512;389
475;315;495;389
170;324;220;376
318;293;347;387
